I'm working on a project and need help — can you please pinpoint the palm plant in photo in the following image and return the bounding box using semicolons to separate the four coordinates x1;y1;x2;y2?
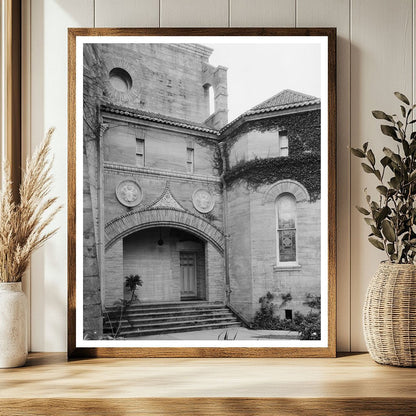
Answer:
0;128;61;282
125;274;143;303
351;92;416;264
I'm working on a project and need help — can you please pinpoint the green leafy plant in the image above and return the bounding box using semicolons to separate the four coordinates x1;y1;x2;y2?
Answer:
297;311;321;340
252;292;321;340
351;92;416;263
87;275;144;340
125;274;143;303
304;293;321;311
253;292;277;329
280;292;292;308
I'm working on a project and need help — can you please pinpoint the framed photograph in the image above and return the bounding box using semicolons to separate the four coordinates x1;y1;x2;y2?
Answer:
68;28;336;358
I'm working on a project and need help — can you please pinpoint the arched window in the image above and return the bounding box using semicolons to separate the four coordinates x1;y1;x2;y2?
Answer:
204;84;215;116
276;193;297;264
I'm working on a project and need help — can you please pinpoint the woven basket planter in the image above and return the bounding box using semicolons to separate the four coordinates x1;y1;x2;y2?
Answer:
363;262;416;367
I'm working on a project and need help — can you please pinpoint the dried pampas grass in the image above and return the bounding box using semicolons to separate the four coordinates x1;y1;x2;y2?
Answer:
0;128;61;282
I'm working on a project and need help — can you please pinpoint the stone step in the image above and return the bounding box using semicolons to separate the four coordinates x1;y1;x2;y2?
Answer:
105;316;239;331
104;312;235;327
112;308;231;320
106;300;215;310
106;303;226;315
103;302;242;338
119;321;242;338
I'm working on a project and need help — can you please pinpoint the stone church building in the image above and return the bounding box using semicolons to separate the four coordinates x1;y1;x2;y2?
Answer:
82;42;321;337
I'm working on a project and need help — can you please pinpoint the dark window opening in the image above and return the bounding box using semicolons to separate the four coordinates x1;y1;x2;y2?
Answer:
285;309;293;320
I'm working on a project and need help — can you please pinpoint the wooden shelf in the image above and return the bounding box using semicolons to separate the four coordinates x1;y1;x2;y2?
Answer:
1;352;416;415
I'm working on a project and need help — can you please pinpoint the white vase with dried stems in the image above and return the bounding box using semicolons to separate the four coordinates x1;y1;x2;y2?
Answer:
0;128;61;368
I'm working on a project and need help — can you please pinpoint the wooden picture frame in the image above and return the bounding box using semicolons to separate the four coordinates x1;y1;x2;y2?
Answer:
68;28;336;358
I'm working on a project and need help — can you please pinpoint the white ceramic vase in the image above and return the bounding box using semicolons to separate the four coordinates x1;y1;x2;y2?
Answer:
0;282;28;368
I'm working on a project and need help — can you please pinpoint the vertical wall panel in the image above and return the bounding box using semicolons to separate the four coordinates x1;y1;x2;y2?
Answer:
230;0;295;27
350;0;413;351
95;0;159;27
29;0;94;352
297;0;351;351
160;0;229;27
22;0;31;350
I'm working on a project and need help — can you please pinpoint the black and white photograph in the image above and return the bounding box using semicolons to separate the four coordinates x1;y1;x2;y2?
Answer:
72;32;333;353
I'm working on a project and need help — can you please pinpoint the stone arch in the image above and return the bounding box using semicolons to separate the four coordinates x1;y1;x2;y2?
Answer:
105;208;224;255
262;179;310;205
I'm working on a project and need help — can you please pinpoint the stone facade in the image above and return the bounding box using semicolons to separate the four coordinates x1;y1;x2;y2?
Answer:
83;42;321;336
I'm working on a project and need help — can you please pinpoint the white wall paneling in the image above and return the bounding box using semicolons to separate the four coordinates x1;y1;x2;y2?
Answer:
230;0;295;27
160;0;229;27
23;0;415;351
95;0;159;28
29;0;94;352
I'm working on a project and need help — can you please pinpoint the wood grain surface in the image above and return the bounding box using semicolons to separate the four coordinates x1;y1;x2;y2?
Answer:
67;27;337;359
1;353;416;415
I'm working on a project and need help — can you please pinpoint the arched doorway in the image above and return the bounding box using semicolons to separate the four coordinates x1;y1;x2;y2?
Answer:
103;210;225;307
123;227;206;303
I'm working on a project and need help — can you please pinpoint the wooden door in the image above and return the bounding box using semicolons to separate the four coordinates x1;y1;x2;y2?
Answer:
180;252;197;298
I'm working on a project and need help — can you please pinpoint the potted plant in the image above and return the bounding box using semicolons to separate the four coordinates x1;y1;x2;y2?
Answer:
352;92;416;366
0;128;61;368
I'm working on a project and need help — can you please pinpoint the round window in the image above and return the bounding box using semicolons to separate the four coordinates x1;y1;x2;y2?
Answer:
109;68;132;92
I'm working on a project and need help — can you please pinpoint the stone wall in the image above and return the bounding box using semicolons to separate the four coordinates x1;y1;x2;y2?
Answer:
225;109;321;322
226;184;253;321
205;242;226;303
94;43;223;125
83;44;106;335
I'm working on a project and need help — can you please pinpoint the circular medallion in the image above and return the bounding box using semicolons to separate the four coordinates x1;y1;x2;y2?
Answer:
192;188;215;213
116;180;142;208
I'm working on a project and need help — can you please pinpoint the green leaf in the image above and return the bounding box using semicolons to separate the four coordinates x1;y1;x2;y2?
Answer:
361;163;374;174
387;243;395;255
372;110;394;122
369;236;385;251
376;206;390;224
409;169;416;182
371;201;380;210
383;147;401;164
356;206;370;215
371;225;382;238
374;170;382;181
381;219;396;242
376;185;388;196
380;156;390;167
367;149;375;166
350;147;366;158
389;176;401;189
362;142;369;152
381;125;399;141
403;140;410;156
400;105;407;117
394;91;410;105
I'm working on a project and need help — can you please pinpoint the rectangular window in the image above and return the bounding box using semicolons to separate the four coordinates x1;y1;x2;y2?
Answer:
136;138;145;167
285;309;293;320
279;130;288;157
186;147;194;173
